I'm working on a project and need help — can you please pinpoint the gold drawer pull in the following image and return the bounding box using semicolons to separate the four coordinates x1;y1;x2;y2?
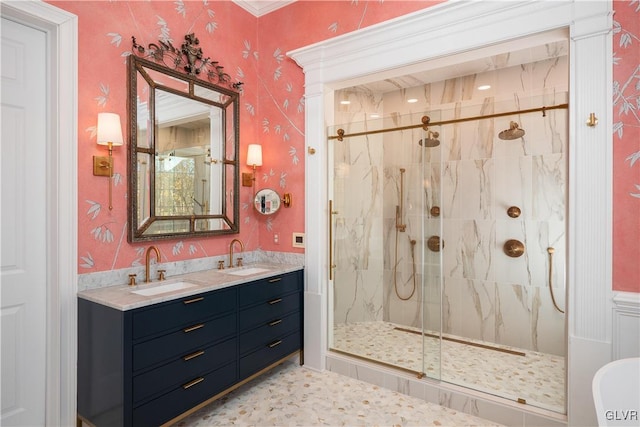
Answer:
183;323;204;333
268;319;282;326
268;340;282;348
268;277;282;283
183;297;204;305
183;350;205;361
268;298;282;305
182;377;204;389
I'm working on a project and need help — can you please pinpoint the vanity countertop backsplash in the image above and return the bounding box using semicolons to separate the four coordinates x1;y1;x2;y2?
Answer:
78;262;303;311
77;250;304;311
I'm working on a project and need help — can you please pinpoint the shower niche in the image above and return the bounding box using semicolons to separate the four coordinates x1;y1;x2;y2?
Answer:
328;44;568;414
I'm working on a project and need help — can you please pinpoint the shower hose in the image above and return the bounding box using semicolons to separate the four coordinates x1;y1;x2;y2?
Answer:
547;247;565;314
393;230;417;301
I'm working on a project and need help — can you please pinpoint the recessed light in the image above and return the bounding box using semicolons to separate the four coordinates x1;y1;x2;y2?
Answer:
478;85;491;91
407;98;418;103
370;114;380;119
340;100;351;105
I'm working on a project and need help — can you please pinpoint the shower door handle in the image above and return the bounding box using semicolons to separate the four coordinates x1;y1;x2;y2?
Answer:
329;200;338;280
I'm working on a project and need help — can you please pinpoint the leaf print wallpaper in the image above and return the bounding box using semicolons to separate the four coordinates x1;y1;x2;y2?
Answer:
52;0;263;272
48;0;429;274
612;0;640;293
47;0;638;293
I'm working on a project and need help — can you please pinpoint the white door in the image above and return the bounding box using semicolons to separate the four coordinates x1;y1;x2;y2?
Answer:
1;16;48;426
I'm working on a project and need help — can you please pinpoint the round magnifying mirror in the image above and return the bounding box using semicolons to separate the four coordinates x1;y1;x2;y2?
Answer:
254;188;281;215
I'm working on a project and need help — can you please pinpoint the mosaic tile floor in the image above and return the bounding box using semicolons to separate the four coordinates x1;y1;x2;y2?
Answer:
178;361;502;426
332;321;565;413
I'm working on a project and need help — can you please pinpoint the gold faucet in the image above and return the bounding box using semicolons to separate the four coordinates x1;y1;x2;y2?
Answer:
228;239;244;268
145;245;161;283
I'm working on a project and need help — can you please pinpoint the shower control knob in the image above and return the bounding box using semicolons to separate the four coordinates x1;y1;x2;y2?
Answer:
504;239;525;257
427;236;444;252
507;206;521;218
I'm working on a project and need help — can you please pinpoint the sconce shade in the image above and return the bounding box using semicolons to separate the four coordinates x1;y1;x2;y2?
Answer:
246;144;262;167
97;113;124;146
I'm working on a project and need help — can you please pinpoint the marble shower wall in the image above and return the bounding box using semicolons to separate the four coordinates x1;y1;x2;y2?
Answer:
332;50;568;357
331;90;386;324
435;102;568;357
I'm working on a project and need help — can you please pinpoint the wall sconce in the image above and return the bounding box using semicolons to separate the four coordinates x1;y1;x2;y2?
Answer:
242;143;262;189
93;112;124;210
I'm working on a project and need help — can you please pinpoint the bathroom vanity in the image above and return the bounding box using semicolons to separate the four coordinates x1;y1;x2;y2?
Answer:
77;265;303;427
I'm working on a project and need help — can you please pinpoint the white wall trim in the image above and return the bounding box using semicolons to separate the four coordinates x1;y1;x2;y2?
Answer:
612;292;640;359
289;1;613;425
1;1;78;425
231;0;295;17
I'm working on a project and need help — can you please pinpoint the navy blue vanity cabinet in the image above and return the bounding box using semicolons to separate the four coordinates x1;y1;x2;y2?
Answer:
78;298;131;427
78;286;238;427
78;268;304;427
238;269;304;378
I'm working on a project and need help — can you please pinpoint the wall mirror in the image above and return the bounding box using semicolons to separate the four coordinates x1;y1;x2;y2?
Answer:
127;34;242;242
254;189;281;215
253;188;292;215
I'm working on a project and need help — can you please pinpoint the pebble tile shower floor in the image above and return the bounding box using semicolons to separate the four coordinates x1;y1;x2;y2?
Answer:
332;321;565;413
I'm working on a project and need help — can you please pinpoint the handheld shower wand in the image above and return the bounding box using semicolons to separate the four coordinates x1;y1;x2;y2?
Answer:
395;168;407;232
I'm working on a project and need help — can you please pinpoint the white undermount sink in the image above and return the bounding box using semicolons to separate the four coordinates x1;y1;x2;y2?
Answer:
131;281;198;296
224;267;271;276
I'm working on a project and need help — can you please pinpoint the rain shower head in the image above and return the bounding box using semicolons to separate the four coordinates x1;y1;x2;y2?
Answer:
499;121;525;140
419;130;440;147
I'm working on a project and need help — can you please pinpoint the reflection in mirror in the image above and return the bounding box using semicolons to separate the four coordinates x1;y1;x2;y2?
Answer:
153;91;218;218
128;34;242;242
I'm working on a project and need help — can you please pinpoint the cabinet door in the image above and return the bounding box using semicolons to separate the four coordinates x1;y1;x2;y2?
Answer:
133;312;236;371
132;361;238;427
239;293;300;331
133;337;237;404
239;311;299;355
132;287;236;340
239;330;301;378
238;271;301;308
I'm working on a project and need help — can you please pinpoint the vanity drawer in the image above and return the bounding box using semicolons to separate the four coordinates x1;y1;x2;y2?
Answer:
132;287;236;340
133;337;236;404
239;292;300;331
238;271;301;308
239;330;301;378
132;360;238;427
133;312;236;371
239;311;299;355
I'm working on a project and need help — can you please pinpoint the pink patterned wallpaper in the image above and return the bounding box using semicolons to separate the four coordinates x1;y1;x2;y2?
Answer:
612;1;640;293
53;0;266;271
48;1;638;293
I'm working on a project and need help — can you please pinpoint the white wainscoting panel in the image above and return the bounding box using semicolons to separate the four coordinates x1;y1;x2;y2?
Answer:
613;292;640;359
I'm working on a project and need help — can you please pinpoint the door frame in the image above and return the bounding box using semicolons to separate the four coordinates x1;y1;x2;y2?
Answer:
1;2;77;425
290;1;613;425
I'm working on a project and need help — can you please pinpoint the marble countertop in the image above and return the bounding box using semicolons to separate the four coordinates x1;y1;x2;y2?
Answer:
77;263;303;311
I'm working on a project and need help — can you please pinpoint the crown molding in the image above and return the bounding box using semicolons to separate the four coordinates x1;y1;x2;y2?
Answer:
232;0;296;17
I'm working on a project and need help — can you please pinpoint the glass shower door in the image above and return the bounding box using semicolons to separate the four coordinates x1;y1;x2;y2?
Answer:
427;96;568;412
326;84;567;412
327;114;441;380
